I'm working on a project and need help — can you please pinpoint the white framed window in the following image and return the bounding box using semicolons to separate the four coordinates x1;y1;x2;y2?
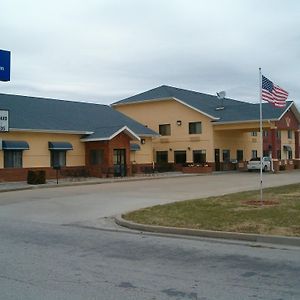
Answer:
4;150;23;168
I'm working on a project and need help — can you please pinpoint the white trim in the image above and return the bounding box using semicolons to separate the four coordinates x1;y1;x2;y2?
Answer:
80;126;141;142
112;97;172;106
110;126;140;141
277;102;294;121
9;128;93;135
113;97;220;120
213;119;277;126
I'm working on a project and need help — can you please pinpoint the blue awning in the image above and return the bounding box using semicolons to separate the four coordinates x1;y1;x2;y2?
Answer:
2;140;29;150
48;142;73;150
130;143;141;151
283;145;292;151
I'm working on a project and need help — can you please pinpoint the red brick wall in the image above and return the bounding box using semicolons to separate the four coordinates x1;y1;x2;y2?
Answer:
263;111;300;158
276;110;299;130
85;132;132;177
85;140;110;177
0;166;86;182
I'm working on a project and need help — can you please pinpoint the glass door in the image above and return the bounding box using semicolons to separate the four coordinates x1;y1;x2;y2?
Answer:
113;149;126;177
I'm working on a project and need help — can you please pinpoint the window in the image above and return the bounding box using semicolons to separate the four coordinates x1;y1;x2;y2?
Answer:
276;130;281;139
222;150;230;162
251;132;258;136
159;124;171;136
288;130;293;139
174;151;186;164
277;150;281;160
4;150;23;168
156;151;168;164
189;122;202;134
90;149;104;165
236;150;243;162
193;150;206;164
159;124;171;135
251;150;258;158
51;151;66;167
263;130;268;137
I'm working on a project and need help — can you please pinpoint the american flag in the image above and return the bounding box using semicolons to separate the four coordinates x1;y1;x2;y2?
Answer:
262;75;288;108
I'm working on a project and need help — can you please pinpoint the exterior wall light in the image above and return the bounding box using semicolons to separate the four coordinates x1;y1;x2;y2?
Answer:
177;120;182;126
141;139;145;144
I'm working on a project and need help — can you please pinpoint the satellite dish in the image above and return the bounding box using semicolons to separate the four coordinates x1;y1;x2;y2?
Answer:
216;91;226;99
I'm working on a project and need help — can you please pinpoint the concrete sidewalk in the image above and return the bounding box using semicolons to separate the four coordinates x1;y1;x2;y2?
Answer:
0;171;201;193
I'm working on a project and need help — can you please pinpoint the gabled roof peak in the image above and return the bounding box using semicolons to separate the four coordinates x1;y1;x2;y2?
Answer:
113;85;297;123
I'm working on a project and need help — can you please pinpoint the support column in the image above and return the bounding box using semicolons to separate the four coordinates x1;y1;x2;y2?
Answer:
271;129;279;172
294;130;300;169
295;130;300;158
271;129;277;158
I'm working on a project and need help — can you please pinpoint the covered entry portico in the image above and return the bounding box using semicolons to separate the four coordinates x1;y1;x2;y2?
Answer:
213;104;300;172
82;126;141;177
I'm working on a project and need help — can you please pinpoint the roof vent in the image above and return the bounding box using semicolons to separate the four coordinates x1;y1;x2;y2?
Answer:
216;91;226;110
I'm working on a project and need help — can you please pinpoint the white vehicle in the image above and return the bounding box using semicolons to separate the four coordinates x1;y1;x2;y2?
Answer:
247;157;271;172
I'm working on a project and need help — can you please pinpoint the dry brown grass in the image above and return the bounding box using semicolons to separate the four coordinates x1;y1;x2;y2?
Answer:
123;183;300;236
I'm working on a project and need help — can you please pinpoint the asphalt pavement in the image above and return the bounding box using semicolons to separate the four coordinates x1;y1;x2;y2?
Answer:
1;171;300;299
1;218;299;300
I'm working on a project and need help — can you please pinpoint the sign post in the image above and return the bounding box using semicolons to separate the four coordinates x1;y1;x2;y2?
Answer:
0;50;11;135
0;49;11;82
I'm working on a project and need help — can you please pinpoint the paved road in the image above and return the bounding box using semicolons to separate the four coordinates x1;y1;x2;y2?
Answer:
0;171;300;225
1;219;299;300
1;172;300;299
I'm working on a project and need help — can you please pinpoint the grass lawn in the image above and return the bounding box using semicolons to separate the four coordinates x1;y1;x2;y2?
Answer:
123;183;300;237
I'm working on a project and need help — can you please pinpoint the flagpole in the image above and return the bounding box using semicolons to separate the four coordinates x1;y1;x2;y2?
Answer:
259;67;263;205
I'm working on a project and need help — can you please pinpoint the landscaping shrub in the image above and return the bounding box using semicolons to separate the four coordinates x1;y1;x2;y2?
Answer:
27;170;46;185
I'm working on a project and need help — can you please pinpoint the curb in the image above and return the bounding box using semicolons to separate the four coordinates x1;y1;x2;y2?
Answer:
115;215;300;247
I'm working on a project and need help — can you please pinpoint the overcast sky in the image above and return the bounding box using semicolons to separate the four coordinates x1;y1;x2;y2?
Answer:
1;0;300;105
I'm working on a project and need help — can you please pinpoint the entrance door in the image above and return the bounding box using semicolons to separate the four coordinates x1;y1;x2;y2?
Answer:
113;149;126;177
215;149;220;171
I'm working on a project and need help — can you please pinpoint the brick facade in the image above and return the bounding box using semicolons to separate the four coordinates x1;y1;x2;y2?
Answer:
0;166;86;182
85;132;132;177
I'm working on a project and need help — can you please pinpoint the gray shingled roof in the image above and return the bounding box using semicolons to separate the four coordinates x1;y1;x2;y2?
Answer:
0;93;157;139
113;85;294;123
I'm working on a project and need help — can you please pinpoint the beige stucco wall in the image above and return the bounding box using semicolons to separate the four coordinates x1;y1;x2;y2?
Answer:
213;121;278;161
116;102;299;164
130;137;153;164
214;130;250;161
116;100;215;163
235;129;295;160
0;131;85;168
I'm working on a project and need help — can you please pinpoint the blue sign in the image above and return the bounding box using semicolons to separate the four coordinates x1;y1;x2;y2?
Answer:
0;49;11;81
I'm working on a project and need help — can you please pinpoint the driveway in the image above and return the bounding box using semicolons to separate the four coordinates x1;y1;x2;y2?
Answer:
0;171;299;225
